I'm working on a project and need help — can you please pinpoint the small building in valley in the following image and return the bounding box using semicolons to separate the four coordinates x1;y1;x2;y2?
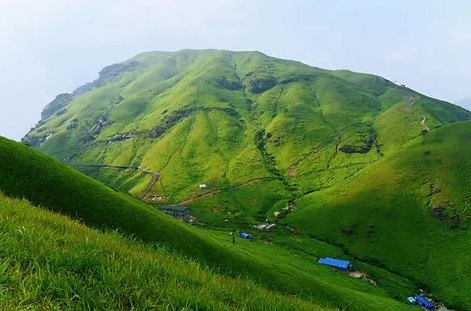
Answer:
159;205;191;222
414;295;435;310
239;232;254;240
317;257;353;273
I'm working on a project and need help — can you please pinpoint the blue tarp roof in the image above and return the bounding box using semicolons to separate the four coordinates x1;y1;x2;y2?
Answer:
239;232;253;239
317;257;350;269
414;295;435;308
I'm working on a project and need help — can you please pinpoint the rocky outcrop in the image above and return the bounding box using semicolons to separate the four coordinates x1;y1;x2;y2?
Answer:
339;131;380;154
108;132;133;143
41;93;74;120
90;116;111;136
248;77;277;94
22;132;54;147
216;76;243;91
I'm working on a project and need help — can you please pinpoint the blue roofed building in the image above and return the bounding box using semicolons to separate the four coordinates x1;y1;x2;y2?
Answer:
414;295;435;310
239;232;254;240
317;257;353;272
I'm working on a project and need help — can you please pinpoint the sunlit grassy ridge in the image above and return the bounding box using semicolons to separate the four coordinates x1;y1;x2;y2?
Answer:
0;195;336;311
0;136;416;311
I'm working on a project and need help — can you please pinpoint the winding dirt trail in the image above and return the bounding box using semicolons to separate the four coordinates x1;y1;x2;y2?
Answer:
70;163;155;175
138;173;161;199
421;116;430;132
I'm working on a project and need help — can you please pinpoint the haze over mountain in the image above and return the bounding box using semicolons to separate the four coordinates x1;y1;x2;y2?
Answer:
22;49;471;310
456;96;471;111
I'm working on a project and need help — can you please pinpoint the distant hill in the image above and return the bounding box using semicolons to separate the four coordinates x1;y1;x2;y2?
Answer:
456;96;471;111
20;49;471;310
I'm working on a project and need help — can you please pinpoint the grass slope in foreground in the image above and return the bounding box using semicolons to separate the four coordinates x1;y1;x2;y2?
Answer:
0;194;333;311
0;136;416;311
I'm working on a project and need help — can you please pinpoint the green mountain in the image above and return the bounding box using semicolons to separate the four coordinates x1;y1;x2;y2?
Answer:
0;136;416;310
23;50;470;201
22;49;471;309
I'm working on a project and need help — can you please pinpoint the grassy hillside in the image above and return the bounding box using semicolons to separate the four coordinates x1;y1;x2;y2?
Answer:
288;121;471;310
23;49;471;204
0;195;335;311
0;136;416;310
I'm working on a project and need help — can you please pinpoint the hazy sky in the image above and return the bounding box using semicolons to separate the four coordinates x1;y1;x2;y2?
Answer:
1;0;471;140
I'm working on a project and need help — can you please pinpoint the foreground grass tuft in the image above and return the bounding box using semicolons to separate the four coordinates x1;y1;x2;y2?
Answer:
0;195;334;311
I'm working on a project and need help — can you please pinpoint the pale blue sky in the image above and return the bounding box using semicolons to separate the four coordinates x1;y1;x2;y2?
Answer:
1;0;471;140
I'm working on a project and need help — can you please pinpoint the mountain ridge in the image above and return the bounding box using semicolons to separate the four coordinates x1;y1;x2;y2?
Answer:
456;95;471;111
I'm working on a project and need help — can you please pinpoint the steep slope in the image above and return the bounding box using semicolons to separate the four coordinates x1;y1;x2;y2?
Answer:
288;121;471;310
0;195;334;311
0;136;416;311
23;50;471;206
